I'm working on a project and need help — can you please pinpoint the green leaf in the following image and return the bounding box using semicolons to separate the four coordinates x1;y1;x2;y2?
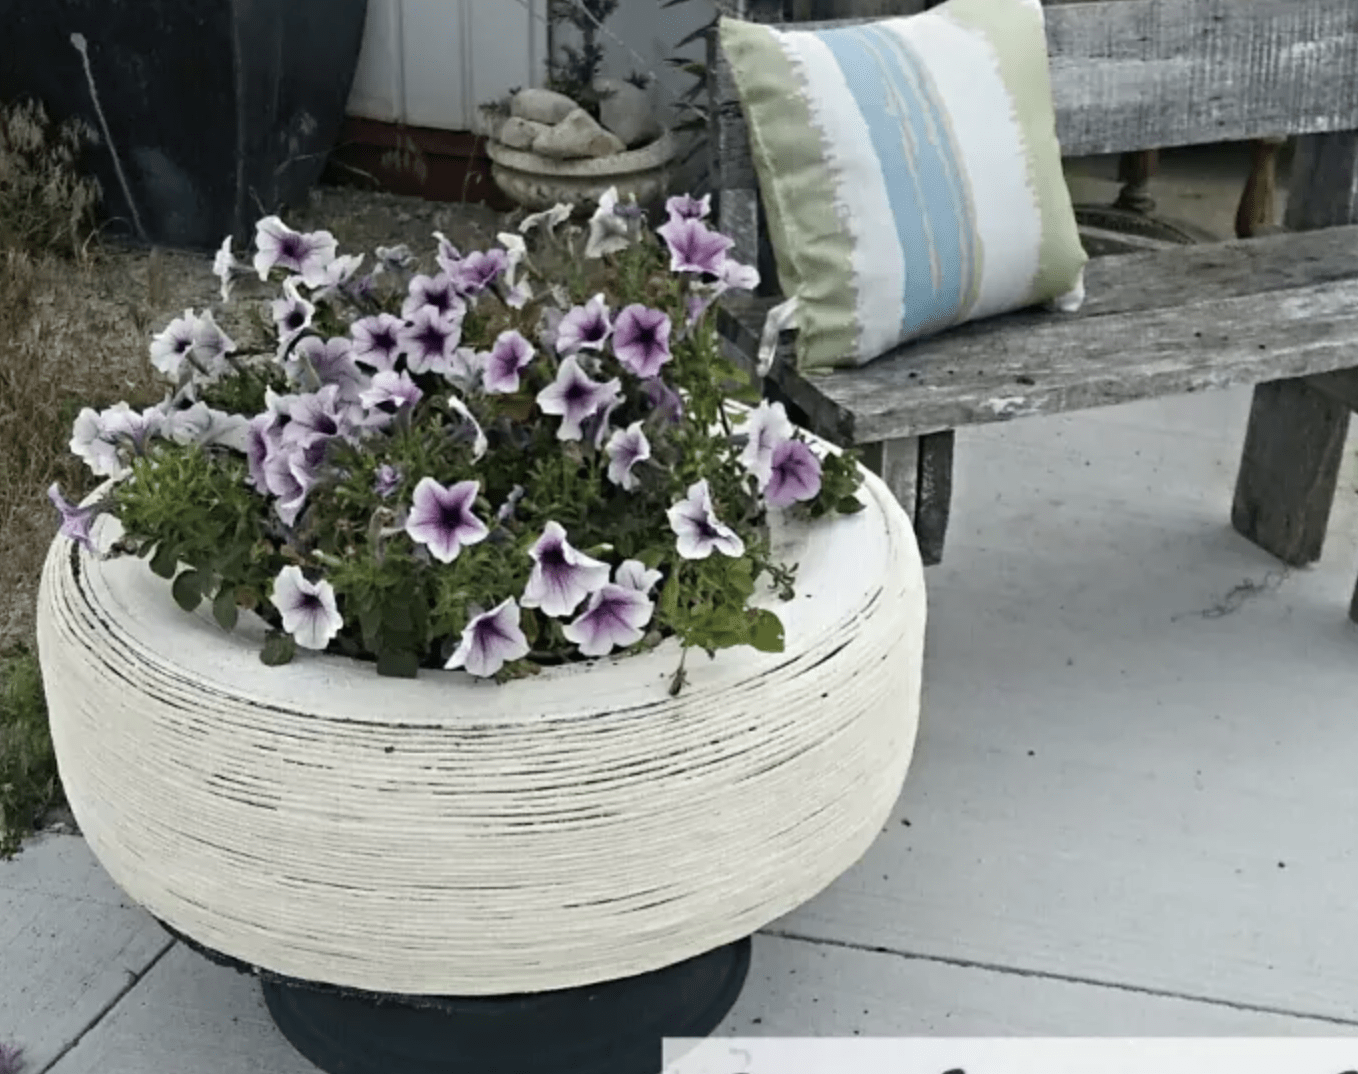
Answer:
149;543;179;579
837;496;867;515
171;569;204;612
212;586;239;632
260;632;297;667
749;609;786;653
376;648;420;679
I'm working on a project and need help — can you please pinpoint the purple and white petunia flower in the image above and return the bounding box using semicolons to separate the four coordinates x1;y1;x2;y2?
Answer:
432;231;461;277
405;477;488;563
605;421;650;491
212;236;239;303
667;479;745;560
717;257;760;294
402;272;465;320
496;484;526;523
245;412;282;492
272;276;315;349
657;216;734;276
253;216;337;286
497;232;527;287
521;521;611;618
738;399;794;484
585;187;632;259
283;383;368;448
615;559;662;595
665;193;711;223
287;336;366;401
445;395;488;461
162;401;250;450
190;309;237;378
270;566;344;650
399;305;463;375
764;438;823;507
451;248;509;298
305;253;365;302
643;377;685;424
611;304;672;378
444;597;531;677
149;309;201;379
535;356;621;441
264;442;322;527
48;483;102;553
359;369;424;412
373;463;402;499
518;202;573;236
445;347;484;391
376;243;415;271
350;313;405;372
555;294;612;355
482;330;536;394
561;583;655;657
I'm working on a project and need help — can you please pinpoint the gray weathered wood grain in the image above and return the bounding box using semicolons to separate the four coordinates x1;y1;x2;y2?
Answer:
1286;132;1358;230
914;431;954;566
1230;378;1351;566
719;225;1358;444
859;438;919;524
711;0;1358;161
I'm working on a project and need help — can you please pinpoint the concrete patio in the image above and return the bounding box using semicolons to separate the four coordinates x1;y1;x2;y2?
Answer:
6;146;1358;1069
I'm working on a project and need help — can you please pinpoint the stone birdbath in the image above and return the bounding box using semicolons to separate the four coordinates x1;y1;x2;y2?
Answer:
482;83;678;213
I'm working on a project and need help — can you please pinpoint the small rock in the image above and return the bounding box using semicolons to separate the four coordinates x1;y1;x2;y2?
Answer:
498;116;552;151
532;109;626;160
510;87;579;126
595;78;662;148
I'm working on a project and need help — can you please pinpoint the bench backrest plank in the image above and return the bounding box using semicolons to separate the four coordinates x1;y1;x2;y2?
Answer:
712;0;1358;266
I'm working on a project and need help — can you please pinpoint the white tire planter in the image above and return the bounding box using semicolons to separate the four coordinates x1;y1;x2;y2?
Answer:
36;459;925;997
486;131;677;212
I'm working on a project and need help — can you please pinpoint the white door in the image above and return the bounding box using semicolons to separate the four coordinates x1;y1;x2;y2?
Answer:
347;0;549;131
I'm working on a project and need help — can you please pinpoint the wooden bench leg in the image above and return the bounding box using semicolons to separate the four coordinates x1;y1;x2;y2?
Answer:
1231;377;1351;567
861;431;954;566
1351;572;1358;626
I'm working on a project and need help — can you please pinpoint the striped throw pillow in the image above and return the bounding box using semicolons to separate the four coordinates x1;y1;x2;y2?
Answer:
720;0;1088;372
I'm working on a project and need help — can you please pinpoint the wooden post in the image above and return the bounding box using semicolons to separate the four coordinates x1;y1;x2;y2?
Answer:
1235;137;1288;238
1231;133;1358;583
861;432;954;566
1114;150;1159;214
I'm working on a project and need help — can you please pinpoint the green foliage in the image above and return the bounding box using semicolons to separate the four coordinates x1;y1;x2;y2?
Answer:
0;645;61;858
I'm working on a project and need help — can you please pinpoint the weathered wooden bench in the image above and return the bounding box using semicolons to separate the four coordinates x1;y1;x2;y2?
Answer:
711;0;1358;622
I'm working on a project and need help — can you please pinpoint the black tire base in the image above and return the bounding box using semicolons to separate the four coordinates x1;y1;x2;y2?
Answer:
157;916;749;1074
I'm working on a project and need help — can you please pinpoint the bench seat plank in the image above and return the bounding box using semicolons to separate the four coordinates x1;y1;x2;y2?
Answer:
718;224;1358;445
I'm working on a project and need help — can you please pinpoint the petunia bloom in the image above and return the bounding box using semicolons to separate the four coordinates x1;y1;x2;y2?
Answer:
667;479;745;560
270;565;344;650
561;583;655;657
535;356;621;441
149;309;201;380
521;521;610;618
253;216;337;286
350;313;405;372
764;438;823;506
482;330;536;394
399;305;463;375
190;309;237;378
519;202;573;235
48;483;101;552
611;304;672;378
287;336;366;401
555;294;612;355
605;422;650;491
615;559;662;595
212;236;239;302
643;377;685;424
306;253;365;303
444;598;531;677
445;395;488;461
373;463;402;499
665;193;711;223
405;477;488;563
585;187;632;259
451;249;508;297
162;401;250;450
360;369;424;412
402;272;464;320
272;278;315;350
657;216;734;276
738;399;794;485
